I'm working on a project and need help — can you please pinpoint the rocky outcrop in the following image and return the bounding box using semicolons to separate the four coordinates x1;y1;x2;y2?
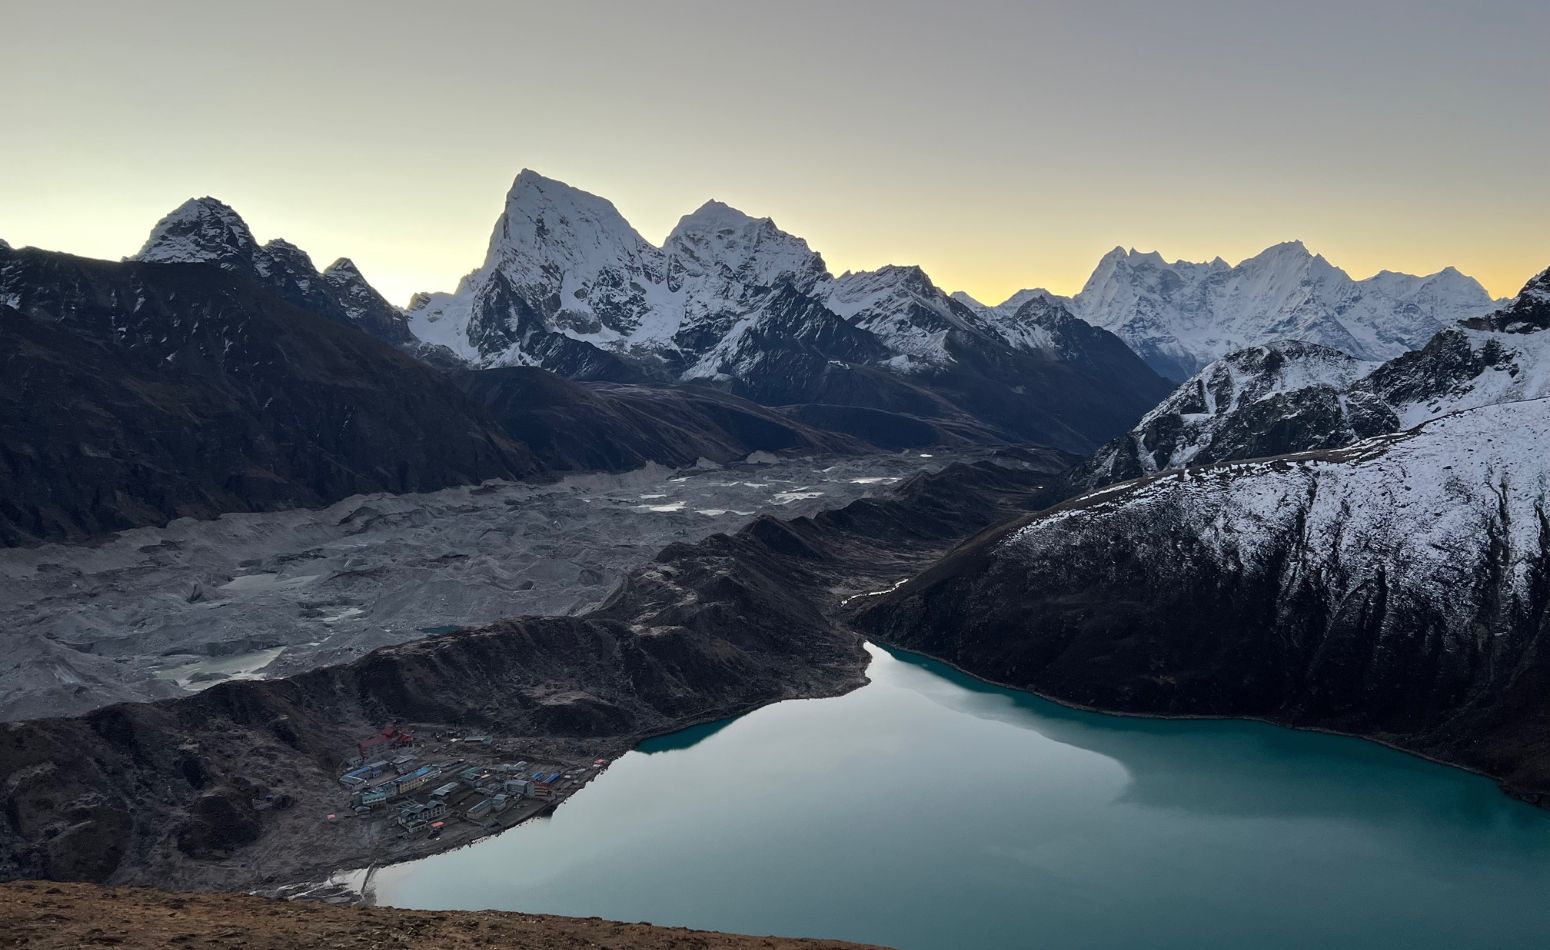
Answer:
1072;341;1393;488
857;398;1550;804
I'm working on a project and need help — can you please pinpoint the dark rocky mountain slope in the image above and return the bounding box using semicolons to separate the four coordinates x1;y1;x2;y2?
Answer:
0;246;539;545
857;398;1550;805
455;366;862;470
132;197;439;359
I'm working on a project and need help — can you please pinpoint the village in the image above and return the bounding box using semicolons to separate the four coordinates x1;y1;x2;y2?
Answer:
336;723;609;844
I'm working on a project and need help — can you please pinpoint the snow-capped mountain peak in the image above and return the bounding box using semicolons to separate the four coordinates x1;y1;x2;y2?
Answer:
133;197;258;266
487;169;659;276
815;264;980;368
665;199;826;292
124;198;418;350
1071;261;1550;493
1068;241;1500;379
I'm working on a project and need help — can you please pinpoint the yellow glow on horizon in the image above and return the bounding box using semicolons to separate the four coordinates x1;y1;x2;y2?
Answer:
2;3;1545;309
3;176;1542;311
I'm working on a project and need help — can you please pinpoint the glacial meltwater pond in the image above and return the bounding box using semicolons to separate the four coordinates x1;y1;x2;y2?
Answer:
372;644;1550;949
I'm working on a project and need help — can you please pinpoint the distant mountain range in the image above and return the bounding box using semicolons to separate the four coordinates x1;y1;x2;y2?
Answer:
957;242;1503;380
1;167;1521;544
133;171;1175;453
1068;265;1550;492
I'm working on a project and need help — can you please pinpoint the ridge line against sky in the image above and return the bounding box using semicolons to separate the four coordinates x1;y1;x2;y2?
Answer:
3;0;1547;306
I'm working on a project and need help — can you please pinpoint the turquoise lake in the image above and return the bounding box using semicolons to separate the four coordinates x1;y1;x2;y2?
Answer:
372;643;1550;949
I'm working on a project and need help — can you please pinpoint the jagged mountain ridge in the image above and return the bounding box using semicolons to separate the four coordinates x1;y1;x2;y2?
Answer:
1070;267;1550;490
856;396;1550;805
958;242;1502;380
0;244;541;544
400;170;1172;451
132;197;452;362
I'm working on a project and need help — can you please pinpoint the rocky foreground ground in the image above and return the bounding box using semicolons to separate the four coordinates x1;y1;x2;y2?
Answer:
0;881;884;949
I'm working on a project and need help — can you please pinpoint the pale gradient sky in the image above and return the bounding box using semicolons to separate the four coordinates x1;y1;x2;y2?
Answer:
4;0;1547;306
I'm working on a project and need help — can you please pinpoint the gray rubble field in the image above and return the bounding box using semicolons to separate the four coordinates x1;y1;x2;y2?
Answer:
0;451;949;722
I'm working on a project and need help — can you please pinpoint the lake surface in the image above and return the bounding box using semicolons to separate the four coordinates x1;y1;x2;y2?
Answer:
372;644;1550;949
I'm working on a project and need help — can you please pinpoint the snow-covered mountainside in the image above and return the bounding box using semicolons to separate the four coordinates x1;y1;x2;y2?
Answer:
1364;266;1550;427
132;198;431;354
1069;267;1550;491
406;170;988;377
967;242;1501;380
858;396;1550;802
1075;341;1393;486
401;170;1171;450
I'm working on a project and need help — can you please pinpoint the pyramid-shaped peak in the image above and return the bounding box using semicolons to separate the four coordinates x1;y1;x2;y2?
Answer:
1252;239;1312;259
505;168;624;213
134;197;257;264
324;257;365;280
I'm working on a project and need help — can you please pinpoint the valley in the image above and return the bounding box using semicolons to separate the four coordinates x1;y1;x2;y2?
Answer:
0;451;947;721
0;451;1071;889
7;7;1548;947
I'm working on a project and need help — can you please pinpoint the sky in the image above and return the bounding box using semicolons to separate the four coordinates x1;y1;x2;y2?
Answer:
4;0;1547;307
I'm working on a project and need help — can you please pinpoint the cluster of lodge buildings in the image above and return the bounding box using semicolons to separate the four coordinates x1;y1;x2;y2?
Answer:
338;729;604;835
387;762;566;828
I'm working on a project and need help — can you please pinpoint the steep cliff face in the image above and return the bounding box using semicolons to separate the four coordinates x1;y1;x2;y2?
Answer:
857;399;1550;803
0;453;1073;887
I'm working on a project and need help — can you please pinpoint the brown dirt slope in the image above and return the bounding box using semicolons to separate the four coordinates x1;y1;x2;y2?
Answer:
0;881;886;949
